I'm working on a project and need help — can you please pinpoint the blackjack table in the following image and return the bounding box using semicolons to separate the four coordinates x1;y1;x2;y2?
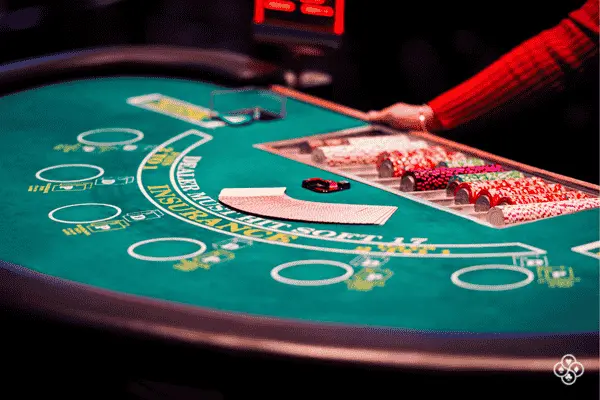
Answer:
0;46;598;397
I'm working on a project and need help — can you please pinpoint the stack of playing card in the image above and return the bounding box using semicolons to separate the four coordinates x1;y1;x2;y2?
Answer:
219;188;396;225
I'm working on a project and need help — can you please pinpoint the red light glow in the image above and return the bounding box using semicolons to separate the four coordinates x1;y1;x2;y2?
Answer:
334;0;344;34
254;0;265;23
300;4;334;17
254;0;345;36
265;0;296;12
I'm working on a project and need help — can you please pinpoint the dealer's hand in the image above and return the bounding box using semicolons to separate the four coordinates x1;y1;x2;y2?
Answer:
367;103;436;131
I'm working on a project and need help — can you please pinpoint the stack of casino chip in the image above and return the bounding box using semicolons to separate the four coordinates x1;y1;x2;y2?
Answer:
479;190;591;211
308;136;412;152
473;183;574;211
305;137;349;152
346;135;417;147
400;164;504;192
438;157;487;168
311;137;429;166
454;176;545;204
446;170;525;197
377;146;466;178
487;197;600;226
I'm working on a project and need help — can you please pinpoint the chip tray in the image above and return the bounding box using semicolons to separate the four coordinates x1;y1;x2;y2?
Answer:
256;125;599;228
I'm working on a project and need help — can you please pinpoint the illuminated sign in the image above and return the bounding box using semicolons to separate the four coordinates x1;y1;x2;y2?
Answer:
254;0;345;35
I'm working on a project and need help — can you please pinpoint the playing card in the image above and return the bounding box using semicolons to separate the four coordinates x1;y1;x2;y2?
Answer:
219;188;396;225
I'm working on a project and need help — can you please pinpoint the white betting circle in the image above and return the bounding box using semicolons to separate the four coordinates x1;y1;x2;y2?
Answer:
48;203;121;224
36;164;104;183
77;128;144;146
451;264;534;291
271;260;354;286
127;237;207;262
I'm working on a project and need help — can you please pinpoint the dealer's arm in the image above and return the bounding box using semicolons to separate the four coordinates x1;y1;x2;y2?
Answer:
367;0;599;131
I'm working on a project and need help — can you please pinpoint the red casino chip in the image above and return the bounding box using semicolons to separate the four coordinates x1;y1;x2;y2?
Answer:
400;164;504;192
454;177;545;204
475;187;592;211
302;137;349;153
487;197;600;226
377;146;459;178
302;178;351;193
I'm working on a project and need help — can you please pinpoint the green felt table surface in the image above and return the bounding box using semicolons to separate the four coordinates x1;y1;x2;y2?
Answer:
0;77;598;335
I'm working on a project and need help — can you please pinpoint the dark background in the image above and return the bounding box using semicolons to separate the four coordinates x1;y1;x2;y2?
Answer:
0;0;597;183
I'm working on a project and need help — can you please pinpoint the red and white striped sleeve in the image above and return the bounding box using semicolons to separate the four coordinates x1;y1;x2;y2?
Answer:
427;0;599;130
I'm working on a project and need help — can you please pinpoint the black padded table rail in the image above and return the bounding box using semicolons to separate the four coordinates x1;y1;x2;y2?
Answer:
0;45;285;95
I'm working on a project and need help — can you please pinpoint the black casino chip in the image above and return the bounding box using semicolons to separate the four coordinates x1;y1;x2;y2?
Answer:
302;178;350;193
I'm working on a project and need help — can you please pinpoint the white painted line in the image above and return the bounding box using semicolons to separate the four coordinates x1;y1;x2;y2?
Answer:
128;237;207;262
451;265;535;291
571;241;600;260
77;128;144;146
48;203;121;224
126;93;162;104
271;260;354;286
36;164;104;183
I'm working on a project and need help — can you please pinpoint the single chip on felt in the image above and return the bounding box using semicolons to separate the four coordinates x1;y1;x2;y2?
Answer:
302;178;351;193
